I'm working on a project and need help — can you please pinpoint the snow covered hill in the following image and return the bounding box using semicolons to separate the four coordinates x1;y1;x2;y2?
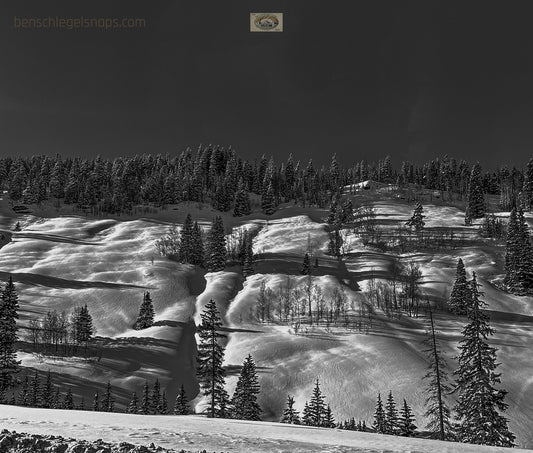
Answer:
1;405;531;453
0;192;532;450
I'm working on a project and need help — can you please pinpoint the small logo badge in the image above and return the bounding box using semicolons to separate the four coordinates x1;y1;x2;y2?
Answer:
250;13;283;32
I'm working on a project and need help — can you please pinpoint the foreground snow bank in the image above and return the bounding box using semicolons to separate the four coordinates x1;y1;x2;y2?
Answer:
0;405;528;453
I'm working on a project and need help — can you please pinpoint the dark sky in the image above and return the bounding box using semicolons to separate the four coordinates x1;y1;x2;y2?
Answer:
1;0;533;168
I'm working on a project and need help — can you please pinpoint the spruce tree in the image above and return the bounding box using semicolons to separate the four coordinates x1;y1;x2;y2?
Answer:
52;387;61;409
206;216;227;272
505;207;533;294
17;376;29;406
261;181;275;215
0;276;21;390
174;384;190;415
385;391;399;435
467;162;485;219
134;292;155;330
179;214;194;263
308;378;326;427
233;179;251;217
372;393;386;434
323;404;335;428
101;381;114;412
230;354;261;421
63;388;74;410
79;396;85;411
302;401;312;426
75;304;94;351
127;391;139;414
280;395;300;424
448;258;470;315
28;371;41;407
191;221;205;267
152;379;161;414
161;391;169;414
423;302;453;440
196;299;227;418
140;381;151;415
301;253;311;275
453;272;515;447
398;399;417;437
405;203;425;231
243;235;255;277
93;392;100;411
41;370;54;409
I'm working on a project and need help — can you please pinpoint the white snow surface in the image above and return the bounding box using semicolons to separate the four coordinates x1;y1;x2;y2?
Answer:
1;405;530;453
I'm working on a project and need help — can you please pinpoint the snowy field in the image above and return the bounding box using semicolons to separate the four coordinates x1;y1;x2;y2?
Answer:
1;405;531;453
0;192;532;449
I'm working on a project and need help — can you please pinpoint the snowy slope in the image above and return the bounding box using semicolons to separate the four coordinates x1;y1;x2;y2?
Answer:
1;405;531;453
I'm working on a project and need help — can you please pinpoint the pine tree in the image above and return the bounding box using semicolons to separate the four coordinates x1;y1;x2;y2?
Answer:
280;395;300;424
233;179;251;217
231;354;261;421
398;399;417;437
453;272;515;447
93;392;100;411
140;381;151;415
196;299;227;418
448;258;470;315
302;401;312;426
17;375;29;406
385;391;399;435
405;202;425;231
41;370;54;409
372;393;386;434
74;304;94;350
101;381;114;412
261;181;275;215
301;253;310;275
63;388;74;410
134;292;155;330
127;391;139;414
174;384;190;415
79;396;85;411
179;214;194;263
205;216;227;272
191;221;205;267
308;378;326;427
323;404;335;428
423;302;453;440
243;234;254;277
28;371;41;407
0;276;21;390
504;207;533;294
52;387;61;409
467;162;485;219
161;391;169;414
152;379;161;414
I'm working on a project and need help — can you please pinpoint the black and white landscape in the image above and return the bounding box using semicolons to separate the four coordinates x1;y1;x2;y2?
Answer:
1;1;533;452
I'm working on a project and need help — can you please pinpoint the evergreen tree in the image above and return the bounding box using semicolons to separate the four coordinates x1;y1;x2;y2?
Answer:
504;207;533;294
127;391;139;414
398;399;417;437
174;384;190;415
308;378;326;427
231;354;261;421
205;216;227;272
405;202;425;231
261;181;275;215
243;234;255;277
372;393;386;434
17;375;29;406
134;292;155;330
280;395;300;424
28;371;41;407
140;381;151;415
52;387;61;409
301;253;311;275
179;214;194;263
423;302;453;440
161;391;169;414
302;401;312;426
74;304;94;350
78;396;86;411
152;379;161;414
467;162;485;219
385;391;399;435
233;179;251;217
63;388;74;410
196;299;227;418
453;272;515;447
323;404;335;428
448;258;470;315
93;392;100;411
0;276;21;390
101;381;114;412
41;370;54;409
191;221;205;267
